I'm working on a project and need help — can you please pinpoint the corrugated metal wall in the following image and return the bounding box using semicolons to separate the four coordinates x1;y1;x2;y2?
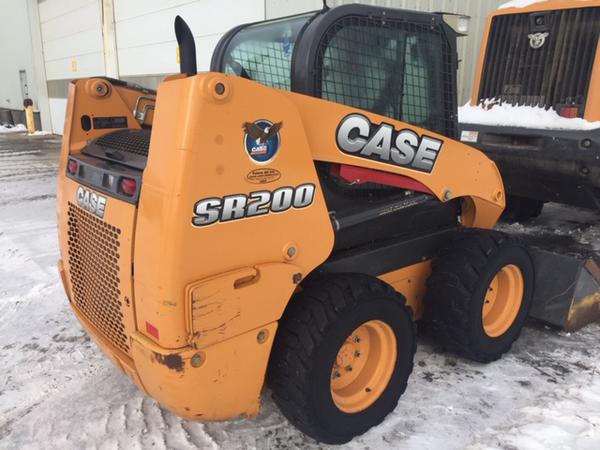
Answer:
266;0;507;104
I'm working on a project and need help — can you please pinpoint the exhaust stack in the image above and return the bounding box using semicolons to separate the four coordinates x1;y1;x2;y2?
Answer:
174;16;197;76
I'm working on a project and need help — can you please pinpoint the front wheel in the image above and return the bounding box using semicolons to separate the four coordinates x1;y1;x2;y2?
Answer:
267;274;416;444
424;229;534;363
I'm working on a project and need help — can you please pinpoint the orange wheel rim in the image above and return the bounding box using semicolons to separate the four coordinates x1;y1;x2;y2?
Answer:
482;264;524;337
330;320;397;414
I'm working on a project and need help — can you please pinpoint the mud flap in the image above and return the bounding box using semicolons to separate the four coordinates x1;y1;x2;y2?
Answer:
529;249;600;331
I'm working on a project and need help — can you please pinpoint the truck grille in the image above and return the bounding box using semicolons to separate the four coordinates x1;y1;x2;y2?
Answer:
479;7;600;115
66;203;129;354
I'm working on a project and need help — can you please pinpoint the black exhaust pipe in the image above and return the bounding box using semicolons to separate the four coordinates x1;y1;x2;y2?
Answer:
174;16;197;76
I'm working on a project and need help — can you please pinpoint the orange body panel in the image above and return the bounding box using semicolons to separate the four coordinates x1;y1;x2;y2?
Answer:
57;73;505;421
471;0;600;121
378;261;432;320
286;93;505;228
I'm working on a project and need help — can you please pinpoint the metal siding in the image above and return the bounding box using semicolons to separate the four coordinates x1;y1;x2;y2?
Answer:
114;0;265;76
0;0;37;110
38;0;105;80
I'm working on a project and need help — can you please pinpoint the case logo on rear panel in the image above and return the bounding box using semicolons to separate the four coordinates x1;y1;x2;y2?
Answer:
336;113;443;173
243;120;282;164
76;186;107;218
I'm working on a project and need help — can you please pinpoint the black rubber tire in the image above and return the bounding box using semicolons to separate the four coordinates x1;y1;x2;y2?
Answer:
267;273;416;444
501;196;544;223
423;229;534;363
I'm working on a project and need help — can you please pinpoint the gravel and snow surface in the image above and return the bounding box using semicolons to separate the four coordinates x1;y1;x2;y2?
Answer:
1;133;600;449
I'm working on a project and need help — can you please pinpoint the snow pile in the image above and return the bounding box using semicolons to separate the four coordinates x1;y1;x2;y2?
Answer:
458;102;600;130
0;123;27;133
498;0;547;9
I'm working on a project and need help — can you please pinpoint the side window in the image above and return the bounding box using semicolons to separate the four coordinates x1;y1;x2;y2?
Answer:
225;41;293;90
317;18;451;136
222;14;315;91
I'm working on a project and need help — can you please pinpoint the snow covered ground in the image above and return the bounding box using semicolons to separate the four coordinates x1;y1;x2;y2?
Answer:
0;124;27;134
1;133;600;450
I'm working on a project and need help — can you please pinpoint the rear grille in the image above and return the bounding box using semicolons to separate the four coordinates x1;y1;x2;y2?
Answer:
66;203;129;354
479;7;600;115
95;129;151;157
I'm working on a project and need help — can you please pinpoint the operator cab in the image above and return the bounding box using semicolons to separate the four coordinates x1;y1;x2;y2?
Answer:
211;5;457;137
211;4;462;259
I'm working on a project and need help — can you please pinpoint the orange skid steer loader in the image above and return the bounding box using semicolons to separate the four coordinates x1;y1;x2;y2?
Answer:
55;4;597;444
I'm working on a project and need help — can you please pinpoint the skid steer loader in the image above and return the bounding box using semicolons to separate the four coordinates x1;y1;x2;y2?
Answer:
459;0;600;221
56;4;599;444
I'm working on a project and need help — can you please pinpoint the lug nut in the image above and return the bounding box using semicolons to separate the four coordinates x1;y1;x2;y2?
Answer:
345;365;353;372
333;370;341;379
352;336;360;343
354;351;361;358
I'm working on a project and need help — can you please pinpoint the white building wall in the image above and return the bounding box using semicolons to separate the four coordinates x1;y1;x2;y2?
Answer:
0;1;40;111
114;0;265;76
38;0;105;133
39;0;105;80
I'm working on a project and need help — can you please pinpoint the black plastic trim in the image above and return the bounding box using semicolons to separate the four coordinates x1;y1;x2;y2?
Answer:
66;154;143;205
316;226;457;277
83;142;147;171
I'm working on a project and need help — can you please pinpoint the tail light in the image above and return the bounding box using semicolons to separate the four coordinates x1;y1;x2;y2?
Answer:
119;177;137;196
67;159;79;175
558;106;580;119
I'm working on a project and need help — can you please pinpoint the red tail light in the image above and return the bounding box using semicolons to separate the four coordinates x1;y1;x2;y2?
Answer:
120;177;137;196
67;159;78;175
559;107;579;119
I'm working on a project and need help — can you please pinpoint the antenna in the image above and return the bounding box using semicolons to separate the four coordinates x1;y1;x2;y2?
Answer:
322;0;330;11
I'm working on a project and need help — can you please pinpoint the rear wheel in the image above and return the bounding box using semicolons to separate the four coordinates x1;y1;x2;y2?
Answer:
501;196;544;223
424;229;534;363
267;274;415;444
